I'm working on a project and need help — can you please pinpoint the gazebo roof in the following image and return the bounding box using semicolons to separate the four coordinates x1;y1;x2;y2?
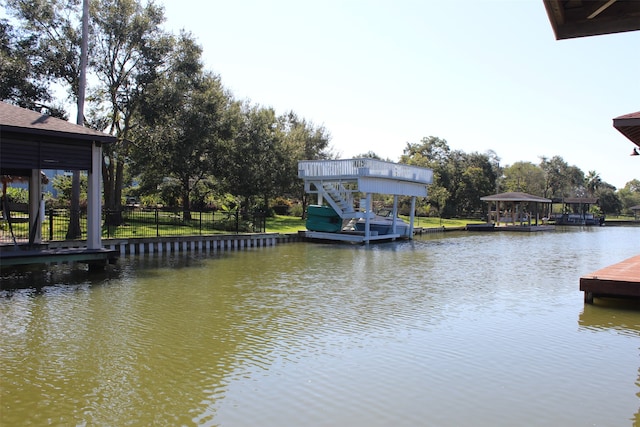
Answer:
480;192;552;203
543;2;640;150
0;101;115;173
0;103;113;252
613;111;640;147
544;0;640;40
0;101;116;144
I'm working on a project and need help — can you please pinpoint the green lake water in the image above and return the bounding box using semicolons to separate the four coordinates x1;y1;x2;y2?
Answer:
1;227;639;426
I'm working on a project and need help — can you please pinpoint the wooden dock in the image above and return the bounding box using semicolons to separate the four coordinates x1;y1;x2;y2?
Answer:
466;223;555;232
0;247;118;271
302;230;408;243
580;255;640;303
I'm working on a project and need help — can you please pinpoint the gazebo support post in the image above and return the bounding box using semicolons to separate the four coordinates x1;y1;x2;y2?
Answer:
28;169;42;244
87;142;102;250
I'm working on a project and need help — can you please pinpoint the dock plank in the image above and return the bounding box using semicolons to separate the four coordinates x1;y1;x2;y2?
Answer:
0;247;118;267
580;255;640;303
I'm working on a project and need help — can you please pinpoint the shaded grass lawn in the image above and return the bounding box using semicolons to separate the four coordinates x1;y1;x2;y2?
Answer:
2;214;482;241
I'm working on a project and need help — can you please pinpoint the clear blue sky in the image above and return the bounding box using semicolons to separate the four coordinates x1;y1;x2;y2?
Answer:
160;0;639;189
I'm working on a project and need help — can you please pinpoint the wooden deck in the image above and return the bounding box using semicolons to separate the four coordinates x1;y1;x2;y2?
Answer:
0;247;118;270
466;223;555;232
580;255;640;303
300;230;406;243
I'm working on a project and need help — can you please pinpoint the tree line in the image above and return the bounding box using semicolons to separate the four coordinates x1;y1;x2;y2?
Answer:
397;136;640;218
2;0;333;224
3;0;639;221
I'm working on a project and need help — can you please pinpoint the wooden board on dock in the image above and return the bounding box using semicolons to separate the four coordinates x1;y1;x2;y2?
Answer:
300;230;406;243
580;255;640;303
0;247;118;268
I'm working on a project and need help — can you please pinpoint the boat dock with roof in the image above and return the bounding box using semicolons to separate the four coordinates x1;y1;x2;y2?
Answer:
476;191;555;232
298;159;433;243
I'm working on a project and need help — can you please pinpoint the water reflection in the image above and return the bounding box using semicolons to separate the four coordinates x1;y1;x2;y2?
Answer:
578;300;640;426
1;228;640;426
579;299;640;336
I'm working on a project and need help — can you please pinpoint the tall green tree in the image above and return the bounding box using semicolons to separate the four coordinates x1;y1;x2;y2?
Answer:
400;136;451;216
585;170;602;197
401;138;496;217
502;161;545;195
132;32;234;219
594;182;621;215
457;158;495;215
539;155;584;199
277;111;333;217
618;179;640;214
2;0;81;116
0;18;63;115
3;0;87;237
444;151;496;216
89;0;171;219
354;151;384;160
402;136;450;168
226;103;283;215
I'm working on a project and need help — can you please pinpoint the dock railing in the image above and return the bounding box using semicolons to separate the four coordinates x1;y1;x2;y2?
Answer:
298;159;433;184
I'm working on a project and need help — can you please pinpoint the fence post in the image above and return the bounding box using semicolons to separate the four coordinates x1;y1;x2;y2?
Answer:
49;209;54;241
235;209;239;234
155;206;160;237
105;210;110;238
199;210;202;235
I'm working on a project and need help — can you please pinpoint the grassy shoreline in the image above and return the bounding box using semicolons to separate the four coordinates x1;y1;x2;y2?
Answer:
265;215;483;234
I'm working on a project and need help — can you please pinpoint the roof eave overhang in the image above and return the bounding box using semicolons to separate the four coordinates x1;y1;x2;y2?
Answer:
543;0;640;40
549;18;640;40
480;195;552;203
1;124;117;144
613;115;640;147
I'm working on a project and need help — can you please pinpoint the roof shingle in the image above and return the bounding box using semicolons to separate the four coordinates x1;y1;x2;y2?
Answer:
0;101;116;143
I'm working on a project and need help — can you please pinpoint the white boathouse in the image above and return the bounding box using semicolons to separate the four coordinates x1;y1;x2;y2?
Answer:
298;159;433;243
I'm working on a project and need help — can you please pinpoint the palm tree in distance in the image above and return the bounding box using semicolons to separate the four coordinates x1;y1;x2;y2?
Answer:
585;170;602;197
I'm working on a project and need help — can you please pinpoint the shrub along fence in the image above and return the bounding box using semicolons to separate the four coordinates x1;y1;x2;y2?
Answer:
1;207;266;242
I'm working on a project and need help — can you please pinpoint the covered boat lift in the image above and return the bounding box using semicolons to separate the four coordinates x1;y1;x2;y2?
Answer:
479;191;554;232
551;197;604;225
298;159;433;243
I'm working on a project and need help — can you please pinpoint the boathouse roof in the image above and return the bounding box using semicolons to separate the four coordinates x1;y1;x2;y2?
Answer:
613;111;640;147
543;2;640;151
480;192;551;203
0;101;116;174
544;0;640;40
0;101;116;143
555;197;599;205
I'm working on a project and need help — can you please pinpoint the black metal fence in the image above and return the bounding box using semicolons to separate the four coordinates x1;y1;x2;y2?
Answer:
1;207;266;242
